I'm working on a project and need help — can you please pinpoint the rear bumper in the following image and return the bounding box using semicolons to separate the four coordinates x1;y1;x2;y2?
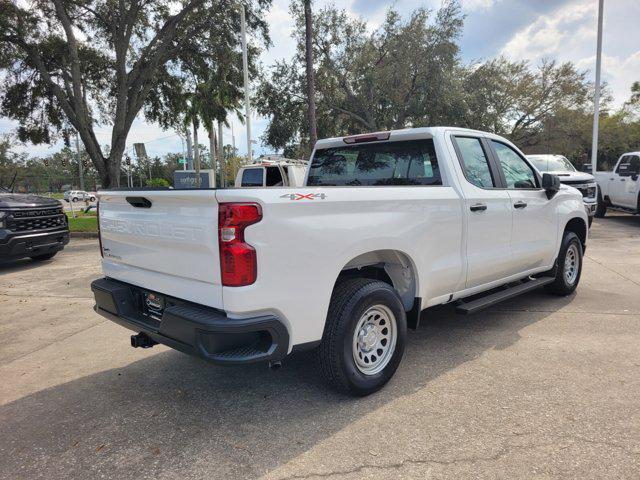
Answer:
0;229;69;260
91;278;289;364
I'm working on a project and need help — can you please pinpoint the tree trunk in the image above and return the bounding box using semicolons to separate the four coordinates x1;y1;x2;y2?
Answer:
208;121;217;188
193;118;201;188
185;128;194;170
304;0;318;151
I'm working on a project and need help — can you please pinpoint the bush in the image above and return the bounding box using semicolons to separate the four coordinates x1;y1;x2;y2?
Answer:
146;177;170;187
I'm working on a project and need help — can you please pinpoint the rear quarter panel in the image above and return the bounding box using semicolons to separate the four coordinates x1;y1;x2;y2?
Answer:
216;186;464;347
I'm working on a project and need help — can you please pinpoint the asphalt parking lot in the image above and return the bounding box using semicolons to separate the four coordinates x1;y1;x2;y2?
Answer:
1;214;640;480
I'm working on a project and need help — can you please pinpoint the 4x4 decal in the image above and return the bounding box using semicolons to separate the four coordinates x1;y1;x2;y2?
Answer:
280;193;327;201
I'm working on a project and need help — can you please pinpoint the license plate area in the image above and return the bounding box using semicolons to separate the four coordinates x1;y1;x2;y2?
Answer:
143;291;165;322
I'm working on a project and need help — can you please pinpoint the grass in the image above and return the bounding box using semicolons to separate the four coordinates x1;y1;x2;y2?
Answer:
66;212;98;233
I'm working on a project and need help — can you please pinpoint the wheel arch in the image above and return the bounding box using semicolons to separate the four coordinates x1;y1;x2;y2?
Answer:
563;216;587;250
335;249;421;328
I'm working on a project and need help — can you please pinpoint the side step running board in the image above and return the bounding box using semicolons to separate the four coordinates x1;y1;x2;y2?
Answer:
455;276;555;315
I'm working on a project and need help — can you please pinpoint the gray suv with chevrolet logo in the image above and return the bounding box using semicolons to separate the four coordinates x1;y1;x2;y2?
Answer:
0;191;69;262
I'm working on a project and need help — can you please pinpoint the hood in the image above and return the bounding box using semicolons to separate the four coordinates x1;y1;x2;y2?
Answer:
0;193;62;209
547;171;595;184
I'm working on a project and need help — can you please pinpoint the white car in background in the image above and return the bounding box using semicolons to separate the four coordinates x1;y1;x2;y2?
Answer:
527;154;597;227
235;157;308;188
63;190;97;203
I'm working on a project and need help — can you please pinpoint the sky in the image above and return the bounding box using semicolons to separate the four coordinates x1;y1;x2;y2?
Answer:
2;0;639;160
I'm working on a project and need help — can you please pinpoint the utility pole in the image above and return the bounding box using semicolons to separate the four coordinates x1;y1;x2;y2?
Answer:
75;132;85;191
304;0;318;149
591;0;604;174
218;121;225;187
240;4;252;163
231;122;236;154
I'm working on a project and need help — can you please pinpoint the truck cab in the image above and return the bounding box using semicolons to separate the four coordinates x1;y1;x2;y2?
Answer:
594;152;640;216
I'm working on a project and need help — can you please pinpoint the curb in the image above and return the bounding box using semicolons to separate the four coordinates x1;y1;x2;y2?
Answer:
70;231;99;239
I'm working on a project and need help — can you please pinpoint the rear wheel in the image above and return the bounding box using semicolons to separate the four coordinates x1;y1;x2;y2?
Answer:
546;231;583;296
317;278;407;396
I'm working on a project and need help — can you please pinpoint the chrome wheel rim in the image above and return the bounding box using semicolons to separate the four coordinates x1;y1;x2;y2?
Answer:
564;243;580;285
352;305;397;375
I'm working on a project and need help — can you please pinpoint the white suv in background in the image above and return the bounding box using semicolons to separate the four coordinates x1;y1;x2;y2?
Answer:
527;154;597;226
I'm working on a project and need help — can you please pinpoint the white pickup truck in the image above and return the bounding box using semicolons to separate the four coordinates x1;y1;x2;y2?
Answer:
594;151;640;217
92;127;588;395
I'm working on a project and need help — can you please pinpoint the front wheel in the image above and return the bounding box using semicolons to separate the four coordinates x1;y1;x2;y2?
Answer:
546;231;583;296
72;197;78;203
595;190;606;218
317;278;407;396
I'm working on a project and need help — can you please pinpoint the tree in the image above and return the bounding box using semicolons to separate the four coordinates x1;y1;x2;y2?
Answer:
461;58;591;146
143;8;251;187
257;2;464;151
0;0;271;187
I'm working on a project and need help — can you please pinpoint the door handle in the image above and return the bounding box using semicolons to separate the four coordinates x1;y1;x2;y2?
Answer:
470;203;487;212
514;201;528;209
620;179;626;182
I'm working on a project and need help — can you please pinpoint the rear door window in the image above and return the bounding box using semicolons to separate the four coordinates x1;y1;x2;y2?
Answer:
307;139;441;186
241;168;264;187
453;137;495;188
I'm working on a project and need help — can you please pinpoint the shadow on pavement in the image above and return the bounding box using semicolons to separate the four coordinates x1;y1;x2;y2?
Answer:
0;293;576;480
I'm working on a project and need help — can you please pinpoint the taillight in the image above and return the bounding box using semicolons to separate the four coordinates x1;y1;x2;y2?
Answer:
97;200;103;258
218;203;262;286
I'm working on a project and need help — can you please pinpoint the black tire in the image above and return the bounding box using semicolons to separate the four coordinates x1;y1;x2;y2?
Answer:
594;189;606;218
90;196;96;202
317;278;407;396
545;231;583;296
31;252;57;261
72;197;78;203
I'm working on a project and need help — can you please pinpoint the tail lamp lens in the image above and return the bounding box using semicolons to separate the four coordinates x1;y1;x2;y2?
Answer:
218;203;262;286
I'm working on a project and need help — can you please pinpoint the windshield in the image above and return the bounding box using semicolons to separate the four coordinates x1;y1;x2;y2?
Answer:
528;155;575;172
307;139;441;186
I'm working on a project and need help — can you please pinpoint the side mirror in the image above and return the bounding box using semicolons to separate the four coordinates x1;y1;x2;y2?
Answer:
542;173;561;199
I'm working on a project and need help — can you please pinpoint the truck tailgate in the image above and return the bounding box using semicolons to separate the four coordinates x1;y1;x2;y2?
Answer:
98;190;223;309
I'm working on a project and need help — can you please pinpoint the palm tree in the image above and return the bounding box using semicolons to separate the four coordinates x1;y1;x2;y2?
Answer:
196;63;244;187
183;93;203;187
